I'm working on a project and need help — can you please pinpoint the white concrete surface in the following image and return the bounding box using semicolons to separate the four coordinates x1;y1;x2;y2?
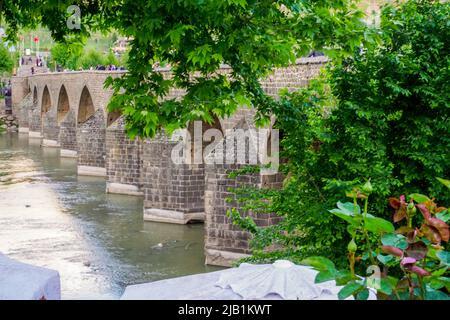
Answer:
77;165;107;177
60;149;77;158
18;127;29;133
42;139;60;148
121;261;376;300
144;208;205;224
0;253;61;300
28;131;42;138
106;183;143;196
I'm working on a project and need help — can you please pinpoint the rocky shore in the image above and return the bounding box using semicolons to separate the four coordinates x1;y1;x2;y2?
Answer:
0;114;18;132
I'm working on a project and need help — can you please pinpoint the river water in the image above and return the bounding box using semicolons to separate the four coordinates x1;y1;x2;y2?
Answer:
0;132;219;299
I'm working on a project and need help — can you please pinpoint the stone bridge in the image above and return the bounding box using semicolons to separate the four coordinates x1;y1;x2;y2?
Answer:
11;57;326;266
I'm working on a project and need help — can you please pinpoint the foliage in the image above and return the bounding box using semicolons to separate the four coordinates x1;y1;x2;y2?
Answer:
104;50;119;66
78;49;106;69
0;42;14;74
49;40;83;70
228;0;450;266
322;0;450;210
100;0;369;138
302;179;449;300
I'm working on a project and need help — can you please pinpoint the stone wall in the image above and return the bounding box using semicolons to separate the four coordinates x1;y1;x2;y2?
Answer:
141;136;206;224
17;93;32;129
10;58;328;266
0;114;18;132
42;111;60;145
28;101;42;136
11;76;29;116
59;110;77;155
106;117;143;195
77;109;107;176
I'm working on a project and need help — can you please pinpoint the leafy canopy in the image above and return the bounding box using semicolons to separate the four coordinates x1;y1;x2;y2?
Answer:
0;0;369;137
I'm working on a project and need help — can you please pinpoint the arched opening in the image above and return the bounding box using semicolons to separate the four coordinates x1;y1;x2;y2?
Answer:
107;110;121;127
41;86;51;114
77;86;95;124
57;85;70;124
187;115;224;164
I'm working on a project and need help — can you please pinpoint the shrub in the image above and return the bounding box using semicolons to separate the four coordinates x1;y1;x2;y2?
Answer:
229;0;450;267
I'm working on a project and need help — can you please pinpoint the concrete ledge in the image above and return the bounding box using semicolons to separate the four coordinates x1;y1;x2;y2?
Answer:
28;131;42;138
60;149;77;158
205;248;250;267
106;183;143;196
42;139;60;148
77;165;107;177
144;208;205;224
0;253;61;300
18;127;29;133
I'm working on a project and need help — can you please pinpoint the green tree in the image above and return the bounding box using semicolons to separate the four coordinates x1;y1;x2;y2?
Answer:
104;50;118;66
79;49;106;69
49;41;83;70
0;43;14;74
0;0;369;138
230;0;450;266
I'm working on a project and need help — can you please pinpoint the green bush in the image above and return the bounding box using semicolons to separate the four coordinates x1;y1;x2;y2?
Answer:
0;42;14;74
230;0;450;267
79;49;106;69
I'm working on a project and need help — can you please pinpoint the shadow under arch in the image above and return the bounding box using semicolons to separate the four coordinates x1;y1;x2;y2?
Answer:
186;115;224;164
77;86;95;124
41;85;51;115
106;110;121;127
76;85;107;176
57;85;70;125
33;86;38;106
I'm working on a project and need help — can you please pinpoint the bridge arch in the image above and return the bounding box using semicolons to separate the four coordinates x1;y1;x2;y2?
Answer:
56;85;70;124
106;110;121;127
41;85;51;115
77;86;96;124
76;85;107;176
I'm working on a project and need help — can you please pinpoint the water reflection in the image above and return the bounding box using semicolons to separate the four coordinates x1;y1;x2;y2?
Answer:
0;132;220;299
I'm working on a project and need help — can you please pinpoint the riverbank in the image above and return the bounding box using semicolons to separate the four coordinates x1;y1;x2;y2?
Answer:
0;132;220;299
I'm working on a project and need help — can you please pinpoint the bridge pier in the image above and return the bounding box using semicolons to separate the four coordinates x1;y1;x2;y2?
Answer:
17;93;32;133
106;117;143;196
77;110;107;177
141;136;206;224
28;106;43;139
59;111;77;158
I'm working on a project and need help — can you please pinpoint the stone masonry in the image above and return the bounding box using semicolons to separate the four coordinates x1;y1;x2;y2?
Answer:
106;116;143;195
77;109;107;176
11;57;327;266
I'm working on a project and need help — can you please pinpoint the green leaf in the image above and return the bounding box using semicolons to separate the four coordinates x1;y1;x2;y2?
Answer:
365;215;395;233
408;193;430;203
338;282;364;300
356;288;370;300
437;177;450;190
425;288;450;300
381;233;408;249
315;270;337;283
300;256;336;272
436;251;450;267
436;210;450;223
329;202;361;224
377;254;395;265
334;270;354;286
379;277;398;296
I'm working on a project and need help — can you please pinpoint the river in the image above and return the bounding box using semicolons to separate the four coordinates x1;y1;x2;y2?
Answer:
0;132;219;299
